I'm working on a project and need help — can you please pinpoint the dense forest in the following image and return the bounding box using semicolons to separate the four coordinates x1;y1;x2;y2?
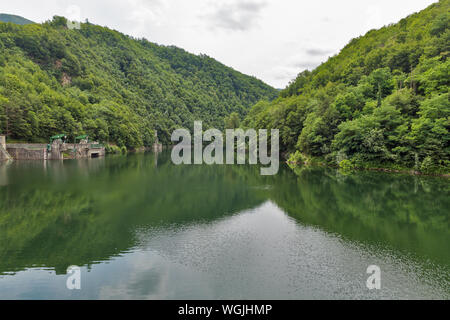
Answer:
0;15;277;147
243;0;449;174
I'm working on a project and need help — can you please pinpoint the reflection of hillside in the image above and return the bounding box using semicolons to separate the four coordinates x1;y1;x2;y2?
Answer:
0;153;266;275
271;167;450;266
0;154;448;276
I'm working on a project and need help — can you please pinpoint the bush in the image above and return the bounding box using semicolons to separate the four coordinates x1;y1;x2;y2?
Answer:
420;156;435;174
105;144;121;154
339;159;356;171
288;151;306;165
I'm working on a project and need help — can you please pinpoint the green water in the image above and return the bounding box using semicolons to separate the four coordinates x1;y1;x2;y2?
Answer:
0;152;449;299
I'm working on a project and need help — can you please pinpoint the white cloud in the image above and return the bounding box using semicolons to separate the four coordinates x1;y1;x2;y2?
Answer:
201;0;268;31
305;48;333;57
365;5;383;31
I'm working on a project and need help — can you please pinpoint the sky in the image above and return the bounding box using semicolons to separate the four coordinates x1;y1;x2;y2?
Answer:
1;0;437;88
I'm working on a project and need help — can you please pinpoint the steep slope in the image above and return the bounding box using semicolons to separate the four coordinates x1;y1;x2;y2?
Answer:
0;16;277;147
0;13;34;25
244;0;449;174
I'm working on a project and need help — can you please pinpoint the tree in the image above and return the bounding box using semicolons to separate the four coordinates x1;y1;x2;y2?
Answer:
224;112;240;129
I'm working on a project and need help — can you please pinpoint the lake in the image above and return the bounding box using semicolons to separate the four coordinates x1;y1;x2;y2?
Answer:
0;152;448;299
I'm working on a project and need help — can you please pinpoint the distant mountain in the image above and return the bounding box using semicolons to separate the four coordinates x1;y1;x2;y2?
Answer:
0;13;34;25
0;16;277;147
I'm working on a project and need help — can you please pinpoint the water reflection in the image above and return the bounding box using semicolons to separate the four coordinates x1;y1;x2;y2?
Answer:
0;153;448;299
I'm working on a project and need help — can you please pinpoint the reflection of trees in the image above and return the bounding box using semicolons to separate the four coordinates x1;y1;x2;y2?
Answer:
0;154;448;275
270;167;450;265
0;154;265;275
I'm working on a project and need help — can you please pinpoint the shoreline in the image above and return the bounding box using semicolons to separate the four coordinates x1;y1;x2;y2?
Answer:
286;161;450;178
3;144;449;179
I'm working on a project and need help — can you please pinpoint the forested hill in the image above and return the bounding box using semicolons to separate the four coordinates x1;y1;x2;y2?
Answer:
244;0;449;174
0;16;277;147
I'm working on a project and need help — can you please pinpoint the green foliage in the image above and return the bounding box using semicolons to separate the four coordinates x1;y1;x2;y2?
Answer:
0;16;277;148
339;159;356;171
421;156;436;173
287;150;306;165
245;0;450;174
224;112;240;129
105;144;122;154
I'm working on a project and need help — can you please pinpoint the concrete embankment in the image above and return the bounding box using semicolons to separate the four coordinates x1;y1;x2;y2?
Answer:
0;135;164;160
0;136;106;160
0;146;12;161
6;143;47;160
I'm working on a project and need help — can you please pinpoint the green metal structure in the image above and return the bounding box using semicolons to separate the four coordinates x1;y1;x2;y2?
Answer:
47;134;67;151
75;134;89;143
50;134;67;143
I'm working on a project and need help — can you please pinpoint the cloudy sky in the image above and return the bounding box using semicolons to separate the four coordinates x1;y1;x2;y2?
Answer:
2;0;437;88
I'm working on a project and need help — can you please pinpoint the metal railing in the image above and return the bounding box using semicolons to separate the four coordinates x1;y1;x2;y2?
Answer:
90;144;104;149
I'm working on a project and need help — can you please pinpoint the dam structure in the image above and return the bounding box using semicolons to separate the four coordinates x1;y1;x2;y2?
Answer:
0;135;105;161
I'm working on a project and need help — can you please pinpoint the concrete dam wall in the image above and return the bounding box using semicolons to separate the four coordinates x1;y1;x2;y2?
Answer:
1;136;105;161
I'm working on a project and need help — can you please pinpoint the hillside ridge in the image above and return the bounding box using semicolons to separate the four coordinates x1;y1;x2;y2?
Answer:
244;0;449;174
0;16;277;147
0;13;34;25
